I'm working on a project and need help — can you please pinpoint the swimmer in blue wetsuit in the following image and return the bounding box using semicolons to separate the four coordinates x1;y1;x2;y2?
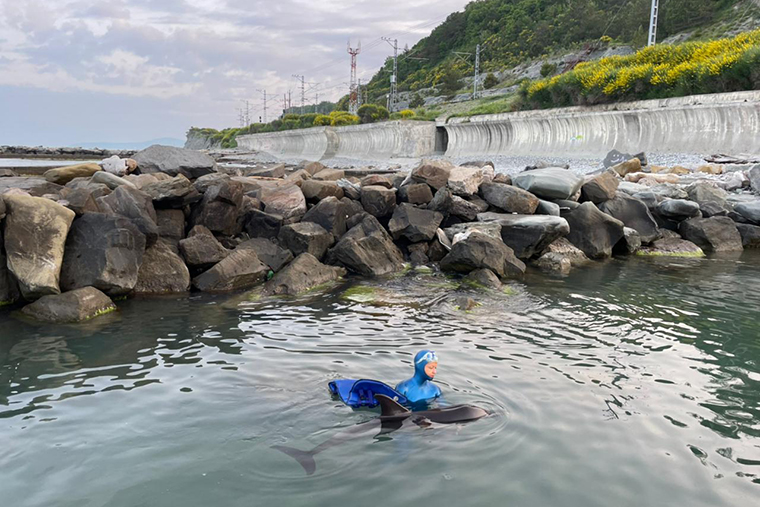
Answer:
395;350;442;404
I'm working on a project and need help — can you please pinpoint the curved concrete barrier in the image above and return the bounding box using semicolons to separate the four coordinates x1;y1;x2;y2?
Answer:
444;91;760;158
236;127;330;161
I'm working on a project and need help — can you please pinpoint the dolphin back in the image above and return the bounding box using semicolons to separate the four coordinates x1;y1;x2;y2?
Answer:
271;445;317;475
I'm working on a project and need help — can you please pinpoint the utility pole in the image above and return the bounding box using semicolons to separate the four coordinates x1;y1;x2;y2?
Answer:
382;37;398;112
256;90;267;123
357;78;363;108
648;0;659;46
283;94;288;117
348;41;362;115
314;83;320;114
473;44;481;99
293;75;305;115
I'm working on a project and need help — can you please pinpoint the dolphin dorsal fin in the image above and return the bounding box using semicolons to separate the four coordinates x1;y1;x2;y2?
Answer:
375;394;410;417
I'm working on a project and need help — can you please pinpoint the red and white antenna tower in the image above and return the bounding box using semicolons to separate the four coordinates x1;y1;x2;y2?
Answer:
348;40;361;115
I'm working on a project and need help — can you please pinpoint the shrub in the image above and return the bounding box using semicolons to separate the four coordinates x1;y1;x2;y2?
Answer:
540;62;558;78
357;104;390;124
313;114;332;126
330;113;360;126
483;73;499;89
409;93;425;108
300;113;318;128
399;109;416;119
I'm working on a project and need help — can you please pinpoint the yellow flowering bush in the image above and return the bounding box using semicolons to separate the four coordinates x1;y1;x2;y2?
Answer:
520;29;760;108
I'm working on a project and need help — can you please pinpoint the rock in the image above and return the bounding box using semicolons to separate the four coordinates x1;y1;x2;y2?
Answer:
696;164;723;175
142;175;202;208
553;199;580;211
440;231;525;278
91;171;137;190
410;159;452;190
736;224;760;248
59;212;146;296
178;231;229;269
534;252;571;275
0;230;19;305
278;222;334;260
58;187;101;216
686;182;727;207
427;237;448;262
407;242;430;265
190;179;243;236
616;227;642;255
611;158;642;177
492;173;511;185
260;185;306;221
631;191;659;210
536;200;561;216
477;212;570;259
480;182;539;214
399;183;434;205
21;287;116;323
748;164;760;193
97;186;159;245
445;222;503;243
618;181;649;195
194;173;230;193
598;192;660;244
449;195;484;221
388;203;444;242
361;185;397;218
133;240;191;294
123;173;160;189
238;238;294;272
678;217;743;252
326;215;405;276
361;174;393;188
581;170;619;204
44;163;101;185
3;195;75;300
721;171;748;192
302;161;326;176
301;180;344;201
542;238;589;266
192;249;269;292
66;178;112;200
245;164;286;178
447;166;484;196
0;177;63;197
244;209;283;239
337;179;361;200
341;197;365;217
626;172;680;185
263;253;346;295
453;296;479;311
133;145;217;179
699;201;728;218
637;237;705;257
0;169;18;177
656;199;701;222
734;201;760;224
302;196;347;237
513;168;585;200
156;209;185;244
427;187;453;214
313;168;345;181
563;202;625;259
463;268;502;289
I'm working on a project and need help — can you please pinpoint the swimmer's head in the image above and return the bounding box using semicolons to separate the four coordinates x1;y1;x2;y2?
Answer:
414;350;438;380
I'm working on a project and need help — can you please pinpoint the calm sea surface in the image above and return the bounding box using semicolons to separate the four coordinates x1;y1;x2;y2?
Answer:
1;253;759;507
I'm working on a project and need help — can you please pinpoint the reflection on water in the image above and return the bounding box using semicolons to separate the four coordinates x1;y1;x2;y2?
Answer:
1;253;759;507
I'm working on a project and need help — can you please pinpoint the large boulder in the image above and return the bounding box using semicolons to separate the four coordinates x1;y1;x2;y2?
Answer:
656;199;701;222
21;287;116;323
0;230;19;306
513;168;584;200
313;168;345;181
133;145;217;179
361;185;397;218
410;159;452;190
617;227;642;255
192;249;268;292
263;253;346;295
678;217;744;252
178;228;229;269
301;180;344;202
398;183;433;205
91;171;138;190
534;252;572;275
326;215;405;276
734;201;760;224
44;163;101;185
244;208;283;240
97;186;159;245
477;212;570;259
563;202;625;259
133;240;191;294
736;224;760;248
259;185;307;221
60;212;147;296
611;158;642;177
445;222;503;243
581;170;619;204
190;179;243;236
0;177;63;197
747;164;760;193
598;192;660;243
155;209;186;244
686;182;727;207
302;196;347;237
388;203;444;242
440;231;525;278
3;195;76;300
59;187;101;216
480;182;539;214
637;237;705;257
450;195;487;221
238;238;293;272
142;175;202;209
278;222;334;260
541;237;590;267
447;166;484;197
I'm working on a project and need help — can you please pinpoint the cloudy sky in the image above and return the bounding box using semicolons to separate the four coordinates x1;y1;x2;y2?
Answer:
0;0;470;147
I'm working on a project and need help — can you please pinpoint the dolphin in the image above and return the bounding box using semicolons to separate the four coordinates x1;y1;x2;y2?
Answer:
272;394;488;475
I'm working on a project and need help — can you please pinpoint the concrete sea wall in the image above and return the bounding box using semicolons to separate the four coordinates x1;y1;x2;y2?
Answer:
444;91;760;158
236;121;437;161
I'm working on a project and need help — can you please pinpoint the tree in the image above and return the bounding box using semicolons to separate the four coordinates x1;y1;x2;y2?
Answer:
409;93;425;108
483;73;499;89
438;62;463;95
313;114;332;126
357;104;390;124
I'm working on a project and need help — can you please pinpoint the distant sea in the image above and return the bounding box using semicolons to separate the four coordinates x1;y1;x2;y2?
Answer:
72;138;185;150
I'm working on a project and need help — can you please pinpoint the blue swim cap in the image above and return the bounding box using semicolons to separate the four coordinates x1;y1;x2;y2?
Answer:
414;350;438;381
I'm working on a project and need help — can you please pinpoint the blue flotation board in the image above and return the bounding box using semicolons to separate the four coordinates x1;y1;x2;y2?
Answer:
328;379;409;408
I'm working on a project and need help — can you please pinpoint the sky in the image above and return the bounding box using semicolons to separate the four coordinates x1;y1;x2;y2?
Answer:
0;0;470;147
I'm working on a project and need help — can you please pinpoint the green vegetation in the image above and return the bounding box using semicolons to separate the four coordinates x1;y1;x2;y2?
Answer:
483;72;499;89
357;104;390;123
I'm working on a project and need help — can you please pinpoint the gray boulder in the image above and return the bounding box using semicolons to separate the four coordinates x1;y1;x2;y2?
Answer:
748;164;760;193
360;174;393;189
134;240;191;294
388;203;444;242
637;237;705;257
656;199;701;222
91;171;137;190
699;201;728;218
616;227;642;255
190;179;243;236
301;180;344;202
326;215;405;276
361;185;397;218
21;287;116;323
60;212;146;296
734;201;760;224
97;186;159;246
480;182;539;214
440;231;525;278
399;183;433;205
244;209;283;239
302;196;347;237
263;253;346;296
599;192;660;243
736;224;760;248
156;209;186;244
278;222;334;260
142;175;202;208
542;238;590;267
536;200;561;216
427;187;453;214
192;249;268;292
238;238;293;272
3;195;76;300
687;182;727;207
477;212;570;259
678;217;744;252
564;202;625;259
0;230;19;306
534;252;571;275
449;195;486;221
410;159;452;190
260;185;307;221
513;168;584;200
581;170;619;204
133;145;217;179
445;222;503;243
463;268;502;289
447;166;484;196
0;177;63;197
178;229;229;269
59;187;101;216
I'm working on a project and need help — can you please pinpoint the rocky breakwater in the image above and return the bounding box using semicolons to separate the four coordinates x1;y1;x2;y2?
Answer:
2;145;759;323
